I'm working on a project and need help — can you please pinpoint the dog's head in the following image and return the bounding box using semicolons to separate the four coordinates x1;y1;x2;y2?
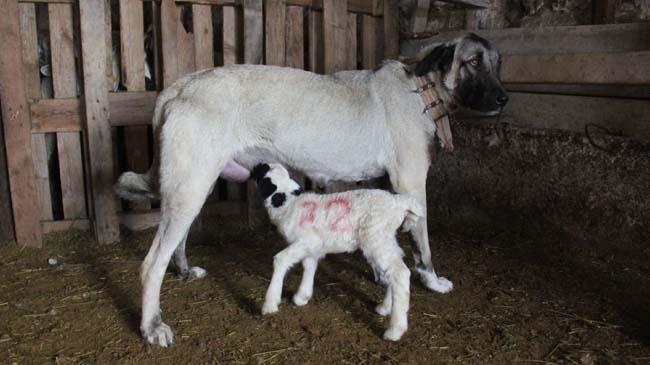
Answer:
250;163;302;208
415;33;508;113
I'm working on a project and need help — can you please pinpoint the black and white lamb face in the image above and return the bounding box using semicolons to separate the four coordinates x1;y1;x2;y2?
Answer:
250;163;302;208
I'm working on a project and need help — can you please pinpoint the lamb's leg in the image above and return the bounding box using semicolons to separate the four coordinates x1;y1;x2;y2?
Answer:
171;232;206;279
293;256;319;306
262;239;315;314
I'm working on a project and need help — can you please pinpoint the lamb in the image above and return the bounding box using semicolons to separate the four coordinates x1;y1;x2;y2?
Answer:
251;163;425;341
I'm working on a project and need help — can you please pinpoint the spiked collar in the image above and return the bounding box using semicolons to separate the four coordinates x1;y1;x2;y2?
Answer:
414;74;454;152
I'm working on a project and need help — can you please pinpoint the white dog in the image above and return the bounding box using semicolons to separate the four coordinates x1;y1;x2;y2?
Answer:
252;163;424;341
115;33;507;346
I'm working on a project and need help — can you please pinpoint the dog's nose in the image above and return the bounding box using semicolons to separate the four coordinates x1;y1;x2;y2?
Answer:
496;95;509;107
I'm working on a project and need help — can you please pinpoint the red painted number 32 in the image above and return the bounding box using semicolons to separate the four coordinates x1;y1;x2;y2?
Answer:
299;198;354;231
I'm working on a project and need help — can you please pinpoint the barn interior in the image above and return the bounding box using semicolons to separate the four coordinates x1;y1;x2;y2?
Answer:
0;0;648;363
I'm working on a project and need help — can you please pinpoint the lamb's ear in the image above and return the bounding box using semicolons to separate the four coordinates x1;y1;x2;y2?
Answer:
414;44;455;76
258;177;277;199
271;193;286;208
250;163;270;181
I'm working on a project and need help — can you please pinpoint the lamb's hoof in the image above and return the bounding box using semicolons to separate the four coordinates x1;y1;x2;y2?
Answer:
292;293;311;306
261;301;279;315
375;303;391;317
142;322;174;347
417;268;453;294
383;327;406;341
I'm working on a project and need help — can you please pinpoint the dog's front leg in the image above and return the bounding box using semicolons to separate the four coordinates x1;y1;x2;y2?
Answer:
388;165;453;294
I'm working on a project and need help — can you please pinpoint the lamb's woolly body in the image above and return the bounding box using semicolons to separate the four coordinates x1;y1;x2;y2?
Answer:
257;164;425;341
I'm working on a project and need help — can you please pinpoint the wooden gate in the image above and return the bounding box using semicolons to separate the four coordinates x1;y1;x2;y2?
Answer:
0;0;399;247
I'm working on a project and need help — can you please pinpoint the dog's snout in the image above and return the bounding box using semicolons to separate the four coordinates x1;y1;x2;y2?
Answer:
496;94;509;107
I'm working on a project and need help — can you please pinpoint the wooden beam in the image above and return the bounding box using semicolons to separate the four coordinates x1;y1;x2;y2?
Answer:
308;9;324;73
504;83;650;100
403;22;650;58
346;13;357;70
160;0;179;87
323;0;347;73
461;92;650;142
242;0;263;65
78;0;120;244
265;0;286;66
0;0;42;247
108;91;159;126
42;219;91;234
286;6;304;69
502;51;650;85
361;14;381;69
223;6;242;65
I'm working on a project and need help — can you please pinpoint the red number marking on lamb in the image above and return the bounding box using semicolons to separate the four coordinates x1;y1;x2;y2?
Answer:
325;197;353;231
299;201;318;227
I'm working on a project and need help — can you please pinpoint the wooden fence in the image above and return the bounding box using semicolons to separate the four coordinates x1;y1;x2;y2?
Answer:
0;0;399;247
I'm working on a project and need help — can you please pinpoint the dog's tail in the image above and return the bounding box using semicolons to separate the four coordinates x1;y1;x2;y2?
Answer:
398;194;425;232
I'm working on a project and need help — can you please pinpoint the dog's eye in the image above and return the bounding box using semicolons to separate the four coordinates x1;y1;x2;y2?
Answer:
469;58;480;67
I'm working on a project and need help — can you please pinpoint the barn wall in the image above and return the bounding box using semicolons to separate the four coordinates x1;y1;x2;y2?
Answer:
398;1;650;248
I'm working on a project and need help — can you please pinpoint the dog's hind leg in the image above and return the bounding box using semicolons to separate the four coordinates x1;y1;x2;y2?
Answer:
388;166;453;294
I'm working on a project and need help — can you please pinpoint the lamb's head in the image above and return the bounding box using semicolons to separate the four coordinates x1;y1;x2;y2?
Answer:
250;163;302;208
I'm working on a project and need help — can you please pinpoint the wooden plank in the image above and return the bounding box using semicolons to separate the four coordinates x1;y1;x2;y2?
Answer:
0;114;14;241
20;3;53;222
109;91;158;126
30;98;82;133
42;219;91;234
0;0;42;247
177;4;196;76
222;5;242;201
502;51;650;85
504;83;650;99
173;0;391;14
265;0;286;66
19;0;75;3
461;92;650;142
242;0;263;65
382;0;398;59
242;0;264;227
78;0;120;244
323;0;347;74
49;3;87;220
105;0;114;91
346;13;357;70
361;14;379;69
160;0;179;86
119;0;150;211
286;6;304;69
223;5;241;65
193;4;214;69
308;9;324;73
403;22;650;58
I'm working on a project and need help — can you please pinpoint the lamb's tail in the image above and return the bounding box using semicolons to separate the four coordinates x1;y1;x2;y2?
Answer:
399;194;425;232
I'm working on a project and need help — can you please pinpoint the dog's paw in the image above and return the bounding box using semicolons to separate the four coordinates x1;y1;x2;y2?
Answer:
292;292;311;306
417;268;453;294
375;303;391;317
188;266;207;279
142;322;174;347
261;301;279;315
383;326;406;341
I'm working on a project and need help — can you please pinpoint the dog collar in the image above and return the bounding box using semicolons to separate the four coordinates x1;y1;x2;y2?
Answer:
414;75;454;152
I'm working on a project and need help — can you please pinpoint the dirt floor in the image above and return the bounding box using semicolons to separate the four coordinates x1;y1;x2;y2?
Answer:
1;216;649;364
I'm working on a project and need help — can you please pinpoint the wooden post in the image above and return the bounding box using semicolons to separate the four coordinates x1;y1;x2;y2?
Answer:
160;0;179;87
0;0;42;247
78;0;120;244
286;6;304;69
361;14;381;69
346;13;357;70
243;0;265;227
323;0;347;74
0;112;13;241
49;3;87;219
265;0;286;66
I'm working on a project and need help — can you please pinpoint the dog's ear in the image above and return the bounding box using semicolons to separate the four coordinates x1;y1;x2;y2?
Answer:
258;177;277;199
414;44;455;77
250;163;270;181
271;193;286;208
